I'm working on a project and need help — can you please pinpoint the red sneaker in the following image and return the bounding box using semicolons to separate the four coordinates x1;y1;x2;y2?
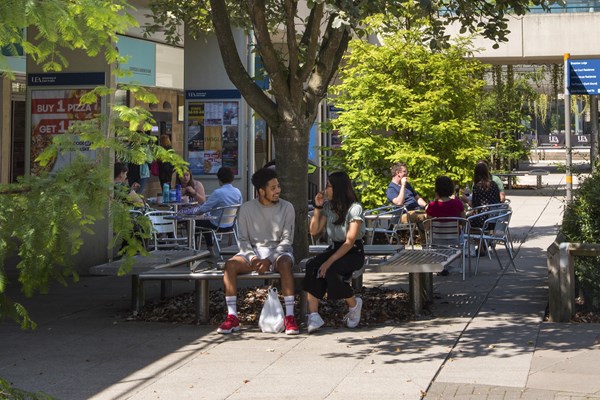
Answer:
284;315;300;335
217;314;240;334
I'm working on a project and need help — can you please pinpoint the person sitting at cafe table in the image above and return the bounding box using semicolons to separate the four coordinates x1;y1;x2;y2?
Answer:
386;162;428;238
478;159;505;202
426;175;467;275
113;162;143;206
426;175;466;219
179;167;242;256
464;162;501;257
176;169;206;204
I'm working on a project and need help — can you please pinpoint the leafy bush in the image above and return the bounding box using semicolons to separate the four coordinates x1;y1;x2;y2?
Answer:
0;378;55;400
327;26;489;208
562;169;600;309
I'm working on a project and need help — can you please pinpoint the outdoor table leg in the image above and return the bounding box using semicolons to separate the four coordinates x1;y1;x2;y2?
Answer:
195;280;210;324
537;175;542;189
353;275;363;290
188;219;195;250
292;276;308;316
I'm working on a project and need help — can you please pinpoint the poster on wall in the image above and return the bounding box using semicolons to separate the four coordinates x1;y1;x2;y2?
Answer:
30;88;102;174
28;72;104;175
185;90;241;176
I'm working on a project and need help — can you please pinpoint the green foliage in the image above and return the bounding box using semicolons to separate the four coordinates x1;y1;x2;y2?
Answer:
479;65;542;171
328;27;489;208
147;0;553;50
0;1;191;330
0;378;55;400
0;90;186;330
0;0;136;77
562;169;600;309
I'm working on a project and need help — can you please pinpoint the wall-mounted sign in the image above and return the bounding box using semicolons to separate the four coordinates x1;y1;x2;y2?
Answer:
186;89;241;99
28;72;105;87
115;35;156;86
30;88;102;174
568;59;600;95
538;134;591;147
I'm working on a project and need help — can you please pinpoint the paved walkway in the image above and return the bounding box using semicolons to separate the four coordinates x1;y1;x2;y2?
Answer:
2;166;600;400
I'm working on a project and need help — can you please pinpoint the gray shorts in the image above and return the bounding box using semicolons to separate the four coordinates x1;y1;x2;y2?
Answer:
237;247;295;272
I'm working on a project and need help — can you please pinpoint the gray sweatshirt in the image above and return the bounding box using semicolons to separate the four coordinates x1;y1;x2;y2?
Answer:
236;198;295;263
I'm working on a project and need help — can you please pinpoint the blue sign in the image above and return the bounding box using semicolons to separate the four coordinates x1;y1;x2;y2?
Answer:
28;72;105;86
186;89;241;99
568;59;600;95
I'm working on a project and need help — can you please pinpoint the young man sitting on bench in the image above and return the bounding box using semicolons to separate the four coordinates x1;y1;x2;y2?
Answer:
217;168;300;335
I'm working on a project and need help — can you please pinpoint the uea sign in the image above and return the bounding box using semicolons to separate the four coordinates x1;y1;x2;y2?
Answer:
568;59;600;95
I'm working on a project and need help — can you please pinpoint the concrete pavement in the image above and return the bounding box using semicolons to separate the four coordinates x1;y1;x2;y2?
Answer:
2;166;600;400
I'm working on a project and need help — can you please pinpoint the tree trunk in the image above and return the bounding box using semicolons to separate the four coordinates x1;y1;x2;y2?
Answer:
272;121;311;260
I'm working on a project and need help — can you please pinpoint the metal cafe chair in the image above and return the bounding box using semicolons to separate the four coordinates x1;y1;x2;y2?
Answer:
364;205;414;248
195;204;241;259
466;210;516;275
145;210;188;250
424;217;471;280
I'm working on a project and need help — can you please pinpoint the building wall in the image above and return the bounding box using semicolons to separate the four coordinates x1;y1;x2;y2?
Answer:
184;29;250;198
447;12;600;64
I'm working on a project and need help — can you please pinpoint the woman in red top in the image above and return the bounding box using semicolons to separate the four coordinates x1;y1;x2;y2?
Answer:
426;176;466;276
426;176;465;219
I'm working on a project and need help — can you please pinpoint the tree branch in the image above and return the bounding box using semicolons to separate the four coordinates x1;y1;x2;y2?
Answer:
208;0;279;125
284;0;299;85
298;3;324;84
304;17;350;111
247;0;292;110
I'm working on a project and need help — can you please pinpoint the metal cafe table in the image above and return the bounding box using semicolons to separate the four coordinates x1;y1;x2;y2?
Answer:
165;213;219;250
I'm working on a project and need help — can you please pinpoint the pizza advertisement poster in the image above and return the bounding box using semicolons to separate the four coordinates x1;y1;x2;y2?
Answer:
30;89;101;174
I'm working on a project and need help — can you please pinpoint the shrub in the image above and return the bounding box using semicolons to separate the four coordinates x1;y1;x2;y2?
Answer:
562;169;600;309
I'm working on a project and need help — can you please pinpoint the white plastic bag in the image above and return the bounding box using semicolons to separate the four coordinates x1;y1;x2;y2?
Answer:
258;287;285;333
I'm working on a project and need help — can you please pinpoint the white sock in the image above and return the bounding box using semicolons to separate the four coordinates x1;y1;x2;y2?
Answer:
225;296;237;316
284;295;295;317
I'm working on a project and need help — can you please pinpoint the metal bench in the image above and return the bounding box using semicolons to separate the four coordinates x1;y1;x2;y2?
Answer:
138;258;367;323
220;244;403;260
529;169;550;189
366;248;461;314
88;249;211;310
494;171;528;190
